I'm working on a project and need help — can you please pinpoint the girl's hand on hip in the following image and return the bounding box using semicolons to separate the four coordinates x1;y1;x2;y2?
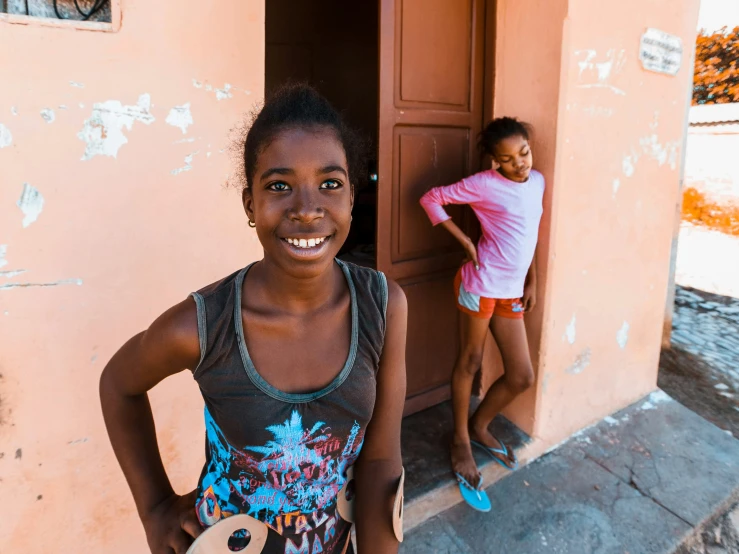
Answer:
141;490;203;554
462;238;480;270
522;282;537;312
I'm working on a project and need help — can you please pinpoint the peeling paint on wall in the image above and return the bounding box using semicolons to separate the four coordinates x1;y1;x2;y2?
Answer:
542;372;552;394
11;107;19;116
0;278;83;291
215;84;233;101
193;79;235;100
575;49;627;95
638;134;680;169
622;133;680;178
616;321;630;349
171;152;198;175
165;103;193;134
70;81;84;88
622;155;636;177
0;270;27;279
612;178;621;198
17;183;44;228
77;94;155;160
565;347;592;375
40;109;55;124
0;123;12;148
564;314;577;344
0;245;8;269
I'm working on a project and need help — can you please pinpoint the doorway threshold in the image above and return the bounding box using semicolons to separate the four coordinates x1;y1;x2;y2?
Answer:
401;400;531;531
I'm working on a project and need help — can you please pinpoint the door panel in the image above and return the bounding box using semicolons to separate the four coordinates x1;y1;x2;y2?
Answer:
394;127;469;262
398;0;473;108
378;0;485;410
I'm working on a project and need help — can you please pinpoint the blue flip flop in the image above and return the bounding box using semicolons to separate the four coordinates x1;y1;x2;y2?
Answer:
455;472;491;512
471;439;518;471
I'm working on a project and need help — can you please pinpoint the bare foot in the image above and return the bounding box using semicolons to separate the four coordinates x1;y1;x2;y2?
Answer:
450;437;481;487
468;423;516;469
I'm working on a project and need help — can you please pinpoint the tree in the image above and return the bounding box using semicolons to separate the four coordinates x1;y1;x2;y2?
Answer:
693;26;739;105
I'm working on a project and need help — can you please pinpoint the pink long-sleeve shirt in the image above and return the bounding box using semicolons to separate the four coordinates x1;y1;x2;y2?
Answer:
419;168;545;299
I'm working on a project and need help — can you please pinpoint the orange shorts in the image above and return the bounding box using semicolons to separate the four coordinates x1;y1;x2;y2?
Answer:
454;269;524;320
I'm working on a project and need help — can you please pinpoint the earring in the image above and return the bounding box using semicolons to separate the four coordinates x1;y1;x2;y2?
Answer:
248;219;256;228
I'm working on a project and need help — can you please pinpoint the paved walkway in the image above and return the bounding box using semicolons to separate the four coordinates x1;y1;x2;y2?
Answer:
659;285;739;439
400;392;739;554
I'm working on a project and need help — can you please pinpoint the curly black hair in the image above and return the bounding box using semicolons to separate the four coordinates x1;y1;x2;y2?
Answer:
478;117;532;157
237;83;367;191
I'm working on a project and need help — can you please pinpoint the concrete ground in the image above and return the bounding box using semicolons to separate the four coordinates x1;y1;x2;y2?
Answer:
399;392;739;554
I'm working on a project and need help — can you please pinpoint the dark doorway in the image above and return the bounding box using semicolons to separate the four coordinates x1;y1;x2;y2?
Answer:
266;0;379;268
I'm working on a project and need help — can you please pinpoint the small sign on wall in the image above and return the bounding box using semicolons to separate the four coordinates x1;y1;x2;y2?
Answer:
639;28;683;76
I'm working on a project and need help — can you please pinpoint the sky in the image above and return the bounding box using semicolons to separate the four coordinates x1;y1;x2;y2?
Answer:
697;0;739;32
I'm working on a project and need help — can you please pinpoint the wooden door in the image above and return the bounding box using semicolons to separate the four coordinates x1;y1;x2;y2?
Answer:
377;0;486;414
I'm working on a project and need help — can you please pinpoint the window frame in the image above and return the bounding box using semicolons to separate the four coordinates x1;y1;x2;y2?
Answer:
0;0;121;32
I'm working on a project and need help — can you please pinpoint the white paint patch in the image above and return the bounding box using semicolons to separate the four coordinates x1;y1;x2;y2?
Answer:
194;79;234;100
174;137;196;144
638;134;680;169
622;156;636;177
0;278;82;290
565;347;592;375
206;151;212;158
17;183;44;228
171;151;198;175
621;133;681;178
11;107;19;116
603;416;619;425
166;103;193;134
0;123;12;148
0;245;7;269
542;372;552;394
215;84;233;101
616;321;630;349
564;314;577;344
0;270;28;279
715;383;730;391
612;178;621;198
640;389;672;410
70;81;85;88
575;49;627;95
77;94;155;160
582;105;614;118
58;105;68;111
40;109;55;124
720;391;735;399
79;103;85;109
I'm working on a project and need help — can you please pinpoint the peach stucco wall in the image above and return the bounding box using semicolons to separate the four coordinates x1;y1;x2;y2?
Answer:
493;0;699;442
0;1;264;551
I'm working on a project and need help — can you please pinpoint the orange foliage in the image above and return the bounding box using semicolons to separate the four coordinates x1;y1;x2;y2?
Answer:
693;27;739;105
682;186;739;235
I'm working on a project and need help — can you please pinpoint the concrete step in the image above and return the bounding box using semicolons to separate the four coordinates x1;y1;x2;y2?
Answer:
399;392;739;553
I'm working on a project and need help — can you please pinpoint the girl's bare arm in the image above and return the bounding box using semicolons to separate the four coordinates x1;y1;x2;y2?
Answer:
354;280;408;553
99;298;203;553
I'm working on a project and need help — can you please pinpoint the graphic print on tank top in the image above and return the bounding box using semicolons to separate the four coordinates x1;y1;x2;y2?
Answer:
196;406;364;552
190;260;387;554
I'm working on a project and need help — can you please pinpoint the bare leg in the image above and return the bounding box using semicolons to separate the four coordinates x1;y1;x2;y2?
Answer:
469;316;534;464
450;313;491;487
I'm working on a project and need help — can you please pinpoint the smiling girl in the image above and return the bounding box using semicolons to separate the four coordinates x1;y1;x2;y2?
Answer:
419;117;544;511
100;84;407;554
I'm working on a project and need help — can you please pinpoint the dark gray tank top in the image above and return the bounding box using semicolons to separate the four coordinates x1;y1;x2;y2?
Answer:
190;260;387;554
